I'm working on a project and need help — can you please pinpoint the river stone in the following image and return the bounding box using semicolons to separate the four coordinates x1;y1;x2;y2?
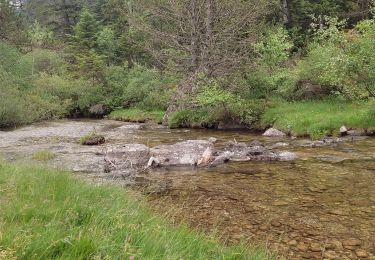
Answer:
342;238;362;247
263;128;287;137
150;140;214;167
355;249;368;258
340;125;348;135
208;137;217;143
211;151;233;166
347;129;366;136
104;144;150;171
310;242;321;252
197;147;214;166
270;142;289;149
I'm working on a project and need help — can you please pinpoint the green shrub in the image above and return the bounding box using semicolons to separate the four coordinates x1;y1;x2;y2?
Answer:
121;65;178;110
168;109;216;129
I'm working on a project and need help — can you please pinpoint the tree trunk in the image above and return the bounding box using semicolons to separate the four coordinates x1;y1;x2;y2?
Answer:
282;0;291;26
190;0;199;73
203;0;214;76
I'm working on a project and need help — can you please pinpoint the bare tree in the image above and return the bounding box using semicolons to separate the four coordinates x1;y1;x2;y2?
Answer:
133;0;270;123
134;0;269;76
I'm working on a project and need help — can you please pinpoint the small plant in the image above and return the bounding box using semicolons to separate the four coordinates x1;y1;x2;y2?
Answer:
32;150;56;161
79;132;105;145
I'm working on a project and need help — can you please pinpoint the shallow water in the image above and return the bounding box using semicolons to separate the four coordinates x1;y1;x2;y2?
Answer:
0;119;374;259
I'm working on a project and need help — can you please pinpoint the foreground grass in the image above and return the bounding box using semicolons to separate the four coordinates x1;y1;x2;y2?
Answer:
109;109;164;124
0;162;269;259
262;99;375;139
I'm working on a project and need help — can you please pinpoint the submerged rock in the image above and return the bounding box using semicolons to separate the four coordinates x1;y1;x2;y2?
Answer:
208;137;217;143
263;128;287;137
279;151;298;161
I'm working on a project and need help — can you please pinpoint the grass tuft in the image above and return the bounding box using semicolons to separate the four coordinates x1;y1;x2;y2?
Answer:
79;132;105;145
32;150;56;161
109;109;164;124
0;162;271;259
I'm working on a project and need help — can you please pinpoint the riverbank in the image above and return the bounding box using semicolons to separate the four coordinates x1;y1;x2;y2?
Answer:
262;99;375;139
108;109;164;124
106;99;375;140
0;162;270;259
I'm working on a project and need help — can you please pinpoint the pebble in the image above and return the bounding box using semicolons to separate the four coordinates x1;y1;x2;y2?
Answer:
310;242;321;252
297;242;308;252
342;238;362;247
259;225;268;231
271;220;282;227
288;240;297;246
355;249;368;258
327;239;344;251
324;250;340;259
272;200;289;206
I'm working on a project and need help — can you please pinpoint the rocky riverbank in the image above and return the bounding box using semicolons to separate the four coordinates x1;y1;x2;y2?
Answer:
0;119;374;259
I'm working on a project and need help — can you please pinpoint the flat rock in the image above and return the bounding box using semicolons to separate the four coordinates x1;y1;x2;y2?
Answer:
150;140;214;167
104;144;150;172
342;238;362;247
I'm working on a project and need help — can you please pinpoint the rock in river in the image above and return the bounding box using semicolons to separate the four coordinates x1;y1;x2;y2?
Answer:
150;140;215;167
263;128;287;137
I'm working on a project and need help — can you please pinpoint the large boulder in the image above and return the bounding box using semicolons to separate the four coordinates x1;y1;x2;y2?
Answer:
104;144;150;173
89;104;110;118
150;140;215;167
263;128;287;137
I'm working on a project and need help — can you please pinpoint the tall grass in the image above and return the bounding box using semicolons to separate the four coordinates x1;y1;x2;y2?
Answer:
0;162;269;259
262;99;375;139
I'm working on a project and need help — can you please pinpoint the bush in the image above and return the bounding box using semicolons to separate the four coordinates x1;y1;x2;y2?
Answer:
122;65;178;110
168;109;216;129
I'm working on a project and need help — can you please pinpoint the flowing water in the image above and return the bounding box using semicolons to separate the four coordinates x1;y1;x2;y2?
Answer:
0;119;374;259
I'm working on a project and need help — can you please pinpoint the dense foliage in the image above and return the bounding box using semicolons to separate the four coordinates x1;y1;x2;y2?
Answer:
0;0;374;133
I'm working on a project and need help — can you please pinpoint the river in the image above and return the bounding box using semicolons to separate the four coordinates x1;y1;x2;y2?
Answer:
0;119;374;259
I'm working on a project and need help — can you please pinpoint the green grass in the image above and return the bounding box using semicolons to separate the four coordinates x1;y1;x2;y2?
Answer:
32;150;56;161
262;99;375;139
109;109;165;124
0;162;270;259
